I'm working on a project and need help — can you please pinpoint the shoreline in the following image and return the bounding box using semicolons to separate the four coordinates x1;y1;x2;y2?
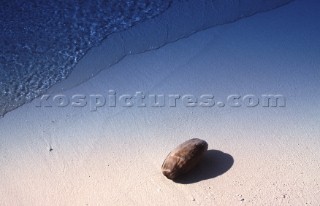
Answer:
0;0;292;118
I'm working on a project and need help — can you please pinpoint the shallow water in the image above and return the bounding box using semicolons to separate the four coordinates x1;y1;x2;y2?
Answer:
0;0;292;117
0;0;172;116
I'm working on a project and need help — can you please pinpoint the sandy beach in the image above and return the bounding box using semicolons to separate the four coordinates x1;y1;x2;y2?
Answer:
1;0;320;205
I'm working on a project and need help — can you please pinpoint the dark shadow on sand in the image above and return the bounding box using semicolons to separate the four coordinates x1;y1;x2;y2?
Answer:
174;150;234;184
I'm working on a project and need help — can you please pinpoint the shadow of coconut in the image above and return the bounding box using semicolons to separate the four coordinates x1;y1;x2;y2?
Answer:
174;149;234;184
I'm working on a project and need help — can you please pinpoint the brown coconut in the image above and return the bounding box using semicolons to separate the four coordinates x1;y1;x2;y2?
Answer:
161;138;208;180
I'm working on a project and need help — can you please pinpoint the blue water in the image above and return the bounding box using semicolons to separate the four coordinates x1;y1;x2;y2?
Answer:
0;0;172;116
0;0;293;117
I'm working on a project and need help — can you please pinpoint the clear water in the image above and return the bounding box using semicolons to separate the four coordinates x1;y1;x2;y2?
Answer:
0;0;293;117
0;0;172;116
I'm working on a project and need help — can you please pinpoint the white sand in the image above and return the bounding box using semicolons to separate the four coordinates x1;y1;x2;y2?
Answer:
1;0;320;205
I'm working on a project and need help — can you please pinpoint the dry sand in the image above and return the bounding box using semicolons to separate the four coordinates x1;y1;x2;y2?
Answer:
1;0;320;205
